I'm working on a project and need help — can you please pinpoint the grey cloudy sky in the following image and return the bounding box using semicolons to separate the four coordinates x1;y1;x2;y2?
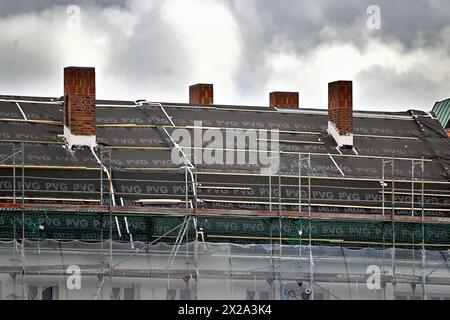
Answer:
0;0;450;111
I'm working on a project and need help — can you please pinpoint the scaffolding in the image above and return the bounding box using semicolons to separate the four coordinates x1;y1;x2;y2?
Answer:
0;240;449;300
0;141;449;300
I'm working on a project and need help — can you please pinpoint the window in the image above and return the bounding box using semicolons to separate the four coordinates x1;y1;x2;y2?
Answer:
42;287;53;300
124;288;134;300
427;295;450;300
314;292;325;301
28;286;38;300
246;291;269;300
167;289;191;300
395;294;423;300
259;291;269;300
111;288;121;300
28;286;58;300
112;287;135;300
246;291;256;300
180;289;190;300
167;289;177;300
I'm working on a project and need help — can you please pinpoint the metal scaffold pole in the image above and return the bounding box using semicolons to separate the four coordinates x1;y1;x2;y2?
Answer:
421;157;427;300
269;172;272;212
307;153;313;300
298;154;302;216
391;157;397;299
298;153;311;267
100;149;103;205
166;165;192;268
194;168;198;300
108;149;113;299
411;160;415;218
185;162;189;271
21;142;25;242
278;151;283;296
4;143;25;299
278;153;282;248
411;159;416;298
13;147;16;204
298;153;303;252
308;153;312;246
20;141;25;300
382;157;385;215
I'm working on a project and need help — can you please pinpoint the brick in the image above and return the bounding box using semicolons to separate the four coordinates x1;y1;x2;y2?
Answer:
328;81;353;135
64;66;96;136
269;92;299;108
189;84;214;105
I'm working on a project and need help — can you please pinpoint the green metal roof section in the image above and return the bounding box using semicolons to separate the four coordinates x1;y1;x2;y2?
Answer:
432;98;450;129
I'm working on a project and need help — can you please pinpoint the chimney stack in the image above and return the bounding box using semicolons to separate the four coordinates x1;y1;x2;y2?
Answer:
189;84;214;105
327;80;353;148
63;66;96;148
270;91;299;108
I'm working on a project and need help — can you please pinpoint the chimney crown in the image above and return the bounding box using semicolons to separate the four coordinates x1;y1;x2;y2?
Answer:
63;66;96;148
189;84;213;105
270;91;299;108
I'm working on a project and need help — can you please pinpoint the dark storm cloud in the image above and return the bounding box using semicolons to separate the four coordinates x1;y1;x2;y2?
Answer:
232;0;450;49
228;0;450;109
0;0;449;110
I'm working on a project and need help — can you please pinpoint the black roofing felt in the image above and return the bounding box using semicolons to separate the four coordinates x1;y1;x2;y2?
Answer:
0;96;448;217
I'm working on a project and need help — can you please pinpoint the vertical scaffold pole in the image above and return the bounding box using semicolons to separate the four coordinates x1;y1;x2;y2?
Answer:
309;245;314;300
298;153;303;267
13;147;16;203
411;160;416;297
278;153;282;248
108;149;113;299
185;162;189;269
21;142;24;207
411;160;415;218
20;141;25;300
421;157;426;300
21;142;25;251
194;168;198;300
391;157;397;299
307;153;313;299
12;144;18;298
269;173;272;212
100;149;103;205
298;154;302;216
308;153;312;246
382;157;385;215
277;151;283;288
185;161;188;209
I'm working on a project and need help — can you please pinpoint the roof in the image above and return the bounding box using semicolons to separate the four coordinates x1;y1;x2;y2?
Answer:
432;98;450;129
0;95;449;220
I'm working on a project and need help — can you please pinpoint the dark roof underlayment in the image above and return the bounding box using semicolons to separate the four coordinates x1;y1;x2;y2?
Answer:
0;95;449;245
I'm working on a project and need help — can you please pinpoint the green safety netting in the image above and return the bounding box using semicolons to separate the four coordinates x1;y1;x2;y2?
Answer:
0;210;448;249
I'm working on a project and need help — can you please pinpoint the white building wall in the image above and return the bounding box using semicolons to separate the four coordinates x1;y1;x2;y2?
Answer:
0;242;448;300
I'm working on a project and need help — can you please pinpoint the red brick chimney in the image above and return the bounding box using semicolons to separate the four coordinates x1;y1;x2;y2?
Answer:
63;66;97;148
327;80;353;148
270;91;299;108
189;84;213;105
446;129;450;138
